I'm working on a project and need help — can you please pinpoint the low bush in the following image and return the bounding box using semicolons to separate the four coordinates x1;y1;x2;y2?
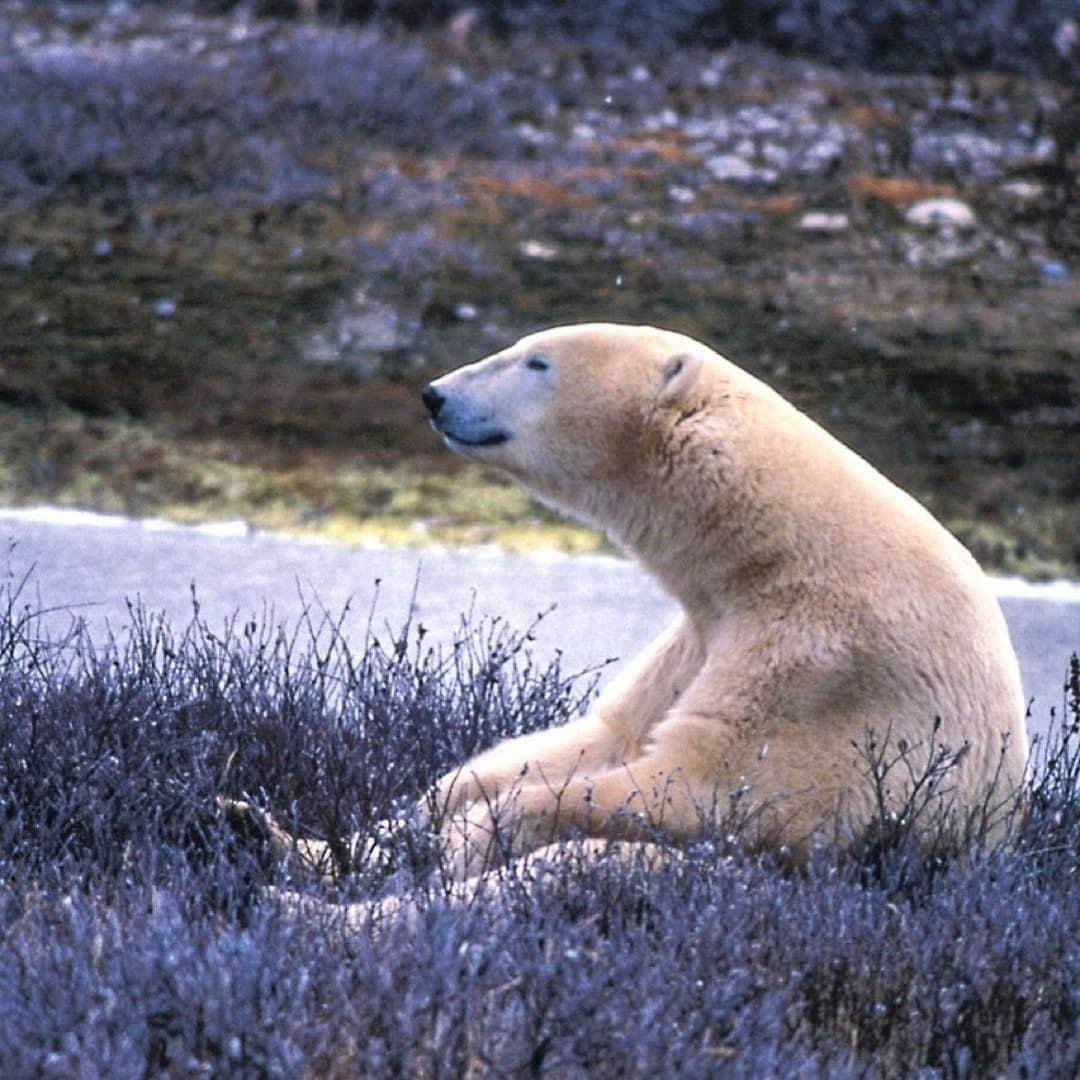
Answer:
0;24;547;205
496;0;1079;78
230;0;1078;78
0;567;1077;1075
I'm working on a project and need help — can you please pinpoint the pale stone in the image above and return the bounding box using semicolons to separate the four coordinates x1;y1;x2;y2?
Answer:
705;154;778;184
798;211;850;234
999;180;1043;204
904;198;977;231
519;240;558;261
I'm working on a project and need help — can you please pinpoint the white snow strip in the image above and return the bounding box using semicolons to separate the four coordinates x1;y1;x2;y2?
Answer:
1;506;130;529
141;516;250;538
0;505;249;539
991;575;1080;603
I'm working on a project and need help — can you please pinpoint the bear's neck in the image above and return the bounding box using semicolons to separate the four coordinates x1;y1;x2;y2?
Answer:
552;455;775;623
528;390;839;620
602;483;761;620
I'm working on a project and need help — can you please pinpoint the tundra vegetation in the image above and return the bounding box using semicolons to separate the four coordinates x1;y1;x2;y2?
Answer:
0;0;1077;574
1;5;1077;1067
0;571;1078;1075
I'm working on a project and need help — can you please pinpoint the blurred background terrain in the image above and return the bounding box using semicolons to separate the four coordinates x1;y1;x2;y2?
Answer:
1;0;1077;575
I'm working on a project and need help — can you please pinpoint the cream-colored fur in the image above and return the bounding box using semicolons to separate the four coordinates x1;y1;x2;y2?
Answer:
420;323;1027;877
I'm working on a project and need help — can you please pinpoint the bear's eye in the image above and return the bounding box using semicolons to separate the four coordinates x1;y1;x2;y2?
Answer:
525;354;550;372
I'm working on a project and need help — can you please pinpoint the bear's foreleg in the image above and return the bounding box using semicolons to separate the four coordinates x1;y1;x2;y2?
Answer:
440;747;713;879
429;614;703;819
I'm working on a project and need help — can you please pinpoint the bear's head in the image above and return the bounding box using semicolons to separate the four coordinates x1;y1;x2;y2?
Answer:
422;323;710;519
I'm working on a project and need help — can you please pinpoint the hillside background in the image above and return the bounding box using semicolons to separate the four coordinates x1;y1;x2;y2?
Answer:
1;0;1077;574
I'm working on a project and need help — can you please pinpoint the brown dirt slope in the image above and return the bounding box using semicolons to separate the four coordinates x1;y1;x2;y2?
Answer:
0;5;1076;573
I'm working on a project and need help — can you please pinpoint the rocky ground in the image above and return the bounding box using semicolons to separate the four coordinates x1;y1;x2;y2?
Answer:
0;2;1077;574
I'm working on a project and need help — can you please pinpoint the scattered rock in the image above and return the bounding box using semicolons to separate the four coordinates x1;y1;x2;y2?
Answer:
668;185;696;205
151;298;177;317
1031;135;1057;161
1053;18;1078;59
336;293;409;351
515;123;553;148
798;211;850;234
1;246;34;270
705;154;778;185
946;417;985;444
643;108;680;130
92;238;113;258
301;292;414;373
1036;259;1068;281
795;129;848;175
999;180;1043;204
904;198;977;231
936;417;1004;461
518;240;558;261
684;117;731;142
447;6;479;51
732;105;785;137
301;330;338;366
911;130;1027;181
761;142;791;169
903;232;984;268
1011;404;1080;428
453;302;478;320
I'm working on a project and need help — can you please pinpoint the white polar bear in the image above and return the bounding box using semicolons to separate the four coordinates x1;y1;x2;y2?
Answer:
417;323;1028;875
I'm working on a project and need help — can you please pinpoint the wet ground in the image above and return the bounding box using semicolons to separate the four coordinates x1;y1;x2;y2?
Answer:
0;3;1077;574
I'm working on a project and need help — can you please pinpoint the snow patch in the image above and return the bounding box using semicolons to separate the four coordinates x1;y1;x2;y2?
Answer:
0;506;249;539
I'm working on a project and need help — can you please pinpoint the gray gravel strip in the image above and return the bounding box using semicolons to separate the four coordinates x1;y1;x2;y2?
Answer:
4;508;1077;747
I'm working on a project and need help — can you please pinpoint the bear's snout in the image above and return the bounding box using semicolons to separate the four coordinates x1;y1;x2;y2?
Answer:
421;378;509;449
421;384;445;418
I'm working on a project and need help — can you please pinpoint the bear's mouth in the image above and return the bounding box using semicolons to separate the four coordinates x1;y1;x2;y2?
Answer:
434;423;510;449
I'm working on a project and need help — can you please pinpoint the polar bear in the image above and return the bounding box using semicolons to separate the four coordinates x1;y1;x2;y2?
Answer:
413;323;1028;876
225;323;1027;890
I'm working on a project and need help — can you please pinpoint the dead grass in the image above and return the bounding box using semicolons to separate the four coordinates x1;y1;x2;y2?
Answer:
848;175;959;204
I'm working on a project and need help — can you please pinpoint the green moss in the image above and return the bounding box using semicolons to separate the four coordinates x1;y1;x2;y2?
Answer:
0;406;607;553
947;518;1074;582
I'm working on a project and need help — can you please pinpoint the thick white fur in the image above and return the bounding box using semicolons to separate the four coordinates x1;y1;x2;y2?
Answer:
422;323;1027;876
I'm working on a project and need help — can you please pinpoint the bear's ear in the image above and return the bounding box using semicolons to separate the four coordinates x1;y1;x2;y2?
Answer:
658;352;704;403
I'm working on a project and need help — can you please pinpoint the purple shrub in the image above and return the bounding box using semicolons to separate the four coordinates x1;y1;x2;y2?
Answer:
0;570;1077;1075
183;0;1080;77
0;25;543;206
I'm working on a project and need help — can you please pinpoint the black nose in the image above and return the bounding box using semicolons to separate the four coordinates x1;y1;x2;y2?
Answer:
421;384;445;418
